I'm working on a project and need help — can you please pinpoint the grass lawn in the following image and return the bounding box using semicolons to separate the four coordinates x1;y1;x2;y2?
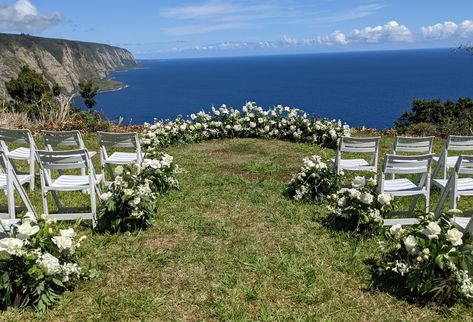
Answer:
1;136;473;321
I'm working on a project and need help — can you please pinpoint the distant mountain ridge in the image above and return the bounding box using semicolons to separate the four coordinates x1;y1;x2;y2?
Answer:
0;33;138;95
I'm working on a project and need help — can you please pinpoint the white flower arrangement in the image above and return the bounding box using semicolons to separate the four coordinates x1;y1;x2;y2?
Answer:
0;213;92;312
141;102;350;150
287;155;341;203
377;211;473;304
326;176;393;235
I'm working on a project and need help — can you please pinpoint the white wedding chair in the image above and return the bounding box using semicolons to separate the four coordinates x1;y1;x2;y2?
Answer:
0;128;36;191
0;149;36;220
98;132;142;183
432;135;473;179
379;154;433;226
332;137;380;175
36;149;99;227
433;155;473;215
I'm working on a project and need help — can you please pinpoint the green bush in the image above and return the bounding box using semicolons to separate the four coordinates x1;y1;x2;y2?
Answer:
395;98;473;137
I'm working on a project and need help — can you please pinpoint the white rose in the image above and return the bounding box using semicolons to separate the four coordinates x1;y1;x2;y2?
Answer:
389;224;403;239
423;222;441;239
114;166;124;176
52;235;74;252
0;238;24;255
377;193;392;205
129;196;141;208
360;193;374;205
404;235;419;254
447;228;463;246
249;122;257;128
22;212;37;224
337;197;346;207
100;191;113;201
348;188;361;200
351;176;366;188
60;228;76;238
16;221;40;240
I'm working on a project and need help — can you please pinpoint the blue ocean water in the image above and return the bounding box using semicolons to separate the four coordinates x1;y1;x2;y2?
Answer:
81;48;473;129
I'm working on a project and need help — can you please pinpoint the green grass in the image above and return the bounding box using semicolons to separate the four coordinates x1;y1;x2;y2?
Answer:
1;136;473;321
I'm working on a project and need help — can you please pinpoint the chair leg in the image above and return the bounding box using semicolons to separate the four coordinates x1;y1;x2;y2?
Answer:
425;193;430;213
42;191;49;216
29;161;35;192
51;191;63;211
90;186;97;229
450;191;457;210
408;195;420;214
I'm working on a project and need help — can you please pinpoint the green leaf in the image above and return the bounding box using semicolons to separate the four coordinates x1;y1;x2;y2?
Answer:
435;255;445;270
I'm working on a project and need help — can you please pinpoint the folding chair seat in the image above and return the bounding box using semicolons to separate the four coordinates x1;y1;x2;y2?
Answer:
0;128;36;191
433;135;473;179
98;132;142;183
331;137;380;175
36;149;100;227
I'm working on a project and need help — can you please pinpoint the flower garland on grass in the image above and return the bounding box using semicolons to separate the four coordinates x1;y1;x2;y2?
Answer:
326;176;393;235
375;211;473;304
287;155;341;204
97;152;181;233
141;102;350;150
0;213;93;313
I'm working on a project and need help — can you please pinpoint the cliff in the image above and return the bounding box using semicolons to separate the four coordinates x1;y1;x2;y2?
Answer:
0;33;138;94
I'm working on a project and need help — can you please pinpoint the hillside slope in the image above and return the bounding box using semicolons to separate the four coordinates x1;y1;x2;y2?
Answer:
0;33;138;94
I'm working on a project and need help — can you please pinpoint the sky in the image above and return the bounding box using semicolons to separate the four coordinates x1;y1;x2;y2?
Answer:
0;0;473;59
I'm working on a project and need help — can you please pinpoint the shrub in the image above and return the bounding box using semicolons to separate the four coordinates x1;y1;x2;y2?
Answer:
375;211;473;304
395;98;473;136
326;176;393;235
0;213;91;313
287;155;341;204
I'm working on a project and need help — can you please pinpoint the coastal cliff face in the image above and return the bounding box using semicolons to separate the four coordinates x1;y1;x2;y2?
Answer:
0;33;138;94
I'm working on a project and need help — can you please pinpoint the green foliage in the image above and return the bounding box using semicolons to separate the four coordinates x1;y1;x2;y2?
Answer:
375;211;473;304
78;80;99;111
51;83;62;97
395;98;473;136
287;155;341;204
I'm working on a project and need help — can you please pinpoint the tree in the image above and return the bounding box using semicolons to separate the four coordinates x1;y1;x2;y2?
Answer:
5;65;51;105
52;83;62;96
79;80;99;112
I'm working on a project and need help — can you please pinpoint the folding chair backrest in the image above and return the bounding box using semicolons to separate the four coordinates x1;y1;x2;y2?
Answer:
36;149;90;171
42;130;85;151
98;132;140;148
454;155;473;175
446;135;473;152
339;137;380;153
0;128;33;151
383;154;433;174
393;136;434;154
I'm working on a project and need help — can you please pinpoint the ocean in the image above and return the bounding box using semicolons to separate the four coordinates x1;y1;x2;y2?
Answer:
78;48;473;129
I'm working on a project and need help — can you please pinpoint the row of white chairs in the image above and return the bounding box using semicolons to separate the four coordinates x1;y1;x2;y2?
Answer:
333;135;473;233
0;129;143;227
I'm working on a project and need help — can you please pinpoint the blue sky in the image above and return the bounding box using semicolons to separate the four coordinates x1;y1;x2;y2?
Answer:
1;0;473;58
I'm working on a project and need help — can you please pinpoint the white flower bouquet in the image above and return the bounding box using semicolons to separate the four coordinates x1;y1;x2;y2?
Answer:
141;102;350;150
287;155;341;203
0;213;92;312
376;211;473;304
326;176;393;235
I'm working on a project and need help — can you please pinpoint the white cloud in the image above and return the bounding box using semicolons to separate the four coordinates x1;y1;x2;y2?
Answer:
317;31;348;46
164;22;251;36
0;0;62;33
349;21;412;43
421;20;473;39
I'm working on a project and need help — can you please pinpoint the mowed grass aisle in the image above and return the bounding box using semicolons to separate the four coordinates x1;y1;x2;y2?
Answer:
2;138;473;321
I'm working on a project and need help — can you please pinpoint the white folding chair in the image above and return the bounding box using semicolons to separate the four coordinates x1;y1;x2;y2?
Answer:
433;135;473;179
332;137;380;175
98;132;142;183
36;149;99;227
0;128;35;191
433;155;473;215
379;154;433;226
0;150;36;220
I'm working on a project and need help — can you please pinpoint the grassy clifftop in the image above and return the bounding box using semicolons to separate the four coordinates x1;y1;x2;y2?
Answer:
0;33;138;94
